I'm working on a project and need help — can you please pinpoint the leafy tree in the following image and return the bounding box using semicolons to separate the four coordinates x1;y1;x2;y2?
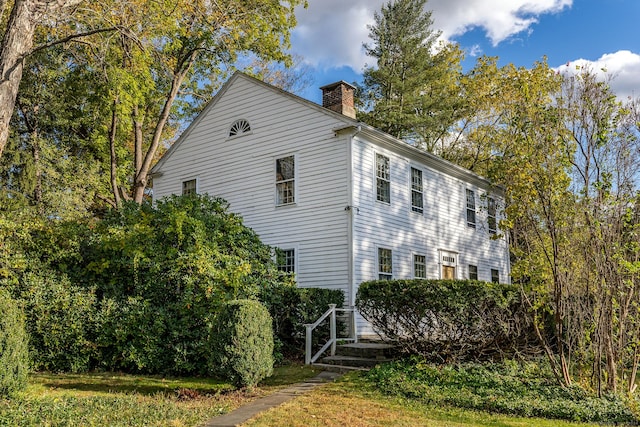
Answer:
0;0;85;159
359;0;464;150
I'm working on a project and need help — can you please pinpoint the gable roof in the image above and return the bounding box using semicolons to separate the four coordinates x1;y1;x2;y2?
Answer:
150;71;357;176
150;71;501;194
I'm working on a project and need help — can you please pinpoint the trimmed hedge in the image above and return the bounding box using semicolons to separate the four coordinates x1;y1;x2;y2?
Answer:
0;289;29;398
209;299;274;388
356;279;530;360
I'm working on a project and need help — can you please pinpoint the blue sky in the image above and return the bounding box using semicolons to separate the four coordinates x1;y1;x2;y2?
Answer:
290;0;640;103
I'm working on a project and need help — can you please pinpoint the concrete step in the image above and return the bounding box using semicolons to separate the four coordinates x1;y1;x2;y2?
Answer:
335;342;398;359
320;354;392;368
311;363;369;373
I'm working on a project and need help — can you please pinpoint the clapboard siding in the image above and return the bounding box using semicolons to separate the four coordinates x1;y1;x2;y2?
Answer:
351;136;509;289
153;74;352;297
152;72;511;337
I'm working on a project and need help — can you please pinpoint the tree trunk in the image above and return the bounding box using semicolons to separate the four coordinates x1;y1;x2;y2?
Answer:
0;0;36;159
0;0;84;159
109;98;121;208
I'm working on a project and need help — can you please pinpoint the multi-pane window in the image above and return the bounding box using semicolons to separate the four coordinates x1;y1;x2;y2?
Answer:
378;247;392;280
488;197;497;234
491;268;500;283
466;189;476;228
182;179;197;195
414;254;426;279
411;167;423;213
277;249;295;273
276;156;295;205
469;264;478;280
376;153;390;203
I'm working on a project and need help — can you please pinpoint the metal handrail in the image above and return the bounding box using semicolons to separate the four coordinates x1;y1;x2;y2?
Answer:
304;304;358;364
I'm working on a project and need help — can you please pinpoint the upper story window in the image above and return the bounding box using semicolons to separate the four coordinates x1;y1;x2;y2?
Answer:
469;264;478;280
414;254;426;279
411;167;423;214
378;247;393;280
376;153;390;203
466;189;476;228
182;179;197;195
488;197;497;234
276;155;295;205
277;248;295;273
229;119;251;137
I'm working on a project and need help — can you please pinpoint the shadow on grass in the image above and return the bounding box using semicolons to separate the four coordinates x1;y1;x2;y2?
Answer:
32;372;234;396
30;364;321;396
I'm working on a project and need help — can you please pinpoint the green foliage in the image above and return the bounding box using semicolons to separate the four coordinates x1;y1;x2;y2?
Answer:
0;289;29;398
78;194;279;375
210;299;274;388
259;282;345;360
365;358;636;424
1;194;286;376
356;279;529;360
15;272;97;373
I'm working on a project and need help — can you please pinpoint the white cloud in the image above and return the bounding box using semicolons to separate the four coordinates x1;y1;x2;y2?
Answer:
292;0;573;70
292;1;374;71
555;51;640;99
429;0;572;46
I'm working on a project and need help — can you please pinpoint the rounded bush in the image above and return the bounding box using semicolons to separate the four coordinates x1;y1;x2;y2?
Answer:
0;289;29;398
210;299;274;388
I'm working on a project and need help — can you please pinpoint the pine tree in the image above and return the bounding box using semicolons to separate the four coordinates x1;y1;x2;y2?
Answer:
359;0;464;151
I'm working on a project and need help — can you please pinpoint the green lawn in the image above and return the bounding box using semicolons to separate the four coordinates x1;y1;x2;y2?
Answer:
243;373;612;427
0;364;321;427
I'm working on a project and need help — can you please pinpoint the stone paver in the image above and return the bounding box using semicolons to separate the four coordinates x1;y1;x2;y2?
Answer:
201;371;342;427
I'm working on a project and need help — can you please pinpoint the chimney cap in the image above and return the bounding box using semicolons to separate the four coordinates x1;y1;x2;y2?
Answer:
319;80;357;91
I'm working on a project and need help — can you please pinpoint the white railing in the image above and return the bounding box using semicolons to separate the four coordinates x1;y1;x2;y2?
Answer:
304;304;358;365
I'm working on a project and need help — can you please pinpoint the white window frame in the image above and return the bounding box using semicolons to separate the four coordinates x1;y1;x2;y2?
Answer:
410;167;424;214
487;196;497;234
466;189;476;228
377;246;393;280
413;253;427;279
276;247;297;274
491;268;500;283
182;178;198;195
275;154;296;206
468;264;478;280
375;153;390;204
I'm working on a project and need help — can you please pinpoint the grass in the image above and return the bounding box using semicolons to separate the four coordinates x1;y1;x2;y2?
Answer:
242;373;611;427
0;364;321;427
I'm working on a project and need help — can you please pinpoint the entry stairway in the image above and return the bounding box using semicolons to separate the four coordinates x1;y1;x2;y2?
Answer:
312;341;398;373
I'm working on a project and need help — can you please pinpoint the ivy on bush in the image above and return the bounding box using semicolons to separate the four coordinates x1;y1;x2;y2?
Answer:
356;279;530;360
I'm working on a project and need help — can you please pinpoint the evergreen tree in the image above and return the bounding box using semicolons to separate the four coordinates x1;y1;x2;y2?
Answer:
359;0;464;151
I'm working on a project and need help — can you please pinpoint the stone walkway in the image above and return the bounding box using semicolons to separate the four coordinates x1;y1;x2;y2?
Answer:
201;370;343;427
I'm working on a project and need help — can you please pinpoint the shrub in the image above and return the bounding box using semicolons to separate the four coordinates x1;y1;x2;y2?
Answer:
17;272;97;372
356;279;530;360
259;282;345;360
209;299;274;388
0;289;29;398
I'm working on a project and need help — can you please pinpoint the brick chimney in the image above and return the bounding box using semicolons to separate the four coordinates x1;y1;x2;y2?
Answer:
320;81;356;119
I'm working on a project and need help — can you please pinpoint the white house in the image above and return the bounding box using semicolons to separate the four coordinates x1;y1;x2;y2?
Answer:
150;72;511;313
